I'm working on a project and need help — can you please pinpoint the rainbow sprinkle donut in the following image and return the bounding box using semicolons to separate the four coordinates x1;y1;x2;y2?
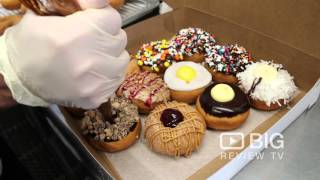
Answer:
135;40;183;73
170;27;216;62
205;44;252;75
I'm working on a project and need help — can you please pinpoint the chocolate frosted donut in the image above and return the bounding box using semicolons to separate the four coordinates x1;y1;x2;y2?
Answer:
205;44;253;84
196;83;250;130
199;83;250;117
170;27;216;63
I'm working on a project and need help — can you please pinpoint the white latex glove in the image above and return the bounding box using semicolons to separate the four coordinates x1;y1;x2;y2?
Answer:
0;3;129;109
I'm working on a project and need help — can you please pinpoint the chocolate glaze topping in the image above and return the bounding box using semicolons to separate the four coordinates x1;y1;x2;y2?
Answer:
160;109;184;128
199;83;250;117
248;77;262;96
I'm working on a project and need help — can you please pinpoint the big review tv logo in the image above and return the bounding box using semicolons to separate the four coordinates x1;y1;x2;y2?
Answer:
219;132;284;150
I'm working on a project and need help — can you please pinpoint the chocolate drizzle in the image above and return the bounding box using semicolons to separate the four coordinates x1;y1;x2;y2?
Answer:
248;77;262;96
199;83;250;117
160;109;184;128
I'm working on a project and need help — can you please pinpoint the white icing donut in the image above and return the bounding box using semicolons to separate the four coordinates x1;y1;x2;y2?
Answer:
164;61;212;91
237;60;297;106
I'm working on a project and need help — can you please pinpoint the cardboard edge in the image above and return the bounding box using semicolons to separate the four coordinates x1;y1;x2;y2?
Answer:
163;0;185;9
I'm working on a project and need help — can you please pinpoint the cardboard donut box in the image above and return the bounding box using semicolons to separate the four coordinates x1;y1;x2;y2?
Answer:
61;0;320;179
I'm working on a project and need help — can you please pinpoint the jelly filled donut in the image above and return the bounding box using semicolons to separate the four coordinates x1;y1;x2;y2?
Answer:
117;71;171;113
205;44;252;84
144;101;206;157
237;60;297;111
196;83;250;130
81;96;141;152
170;27;216;63
135;40;183;74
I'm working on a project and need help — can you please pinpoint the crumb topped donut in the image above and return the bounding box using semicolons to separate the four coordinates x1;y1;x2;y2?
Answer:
164;61;212;104
196;83;250;130
117;71;171;113
205;44;252;84
81;96;141;152
170;27;216;63
135;40;183;73
237;60;297;110
144;101;206;157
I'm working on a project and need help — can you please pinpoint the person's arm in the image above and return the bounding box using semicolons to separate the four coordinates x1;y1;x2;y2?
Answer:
0;1;129;109
0;74;16;109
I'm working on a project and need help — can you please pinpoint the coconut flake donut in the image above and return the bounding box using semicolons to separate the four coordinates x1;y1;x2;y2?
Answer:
135;40;183;73
237;60;297;111
117;71;171;113
170;27;216;63
205;44;252;84
144;101;206;157
164;61;212;104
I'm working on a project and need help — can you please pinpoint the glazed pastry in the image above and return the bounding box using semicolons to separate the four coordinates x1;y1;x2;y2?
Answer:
237;60;297;110
19;0;124;16
196;83;250;130
0;15;22;35
164;61;212;104
117;71;171;113
170;27;216;63
205;44;252;84
144;101;206;157
81;96;141;152
109;0;125;9
19;0;81;16
0;0;21;10
135;40;183;73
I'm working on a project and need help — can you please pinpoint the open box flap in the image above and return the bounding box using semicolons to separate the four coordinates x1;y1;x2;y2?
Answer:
164;0;320;60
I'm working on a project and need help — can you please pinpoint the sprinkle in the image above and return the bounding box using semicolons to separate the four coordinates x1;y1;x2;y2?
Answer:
170;27;216;57
164;61;170;67
205;44;253;75
153;66;160;72
135;40;183;72
137;60;144;66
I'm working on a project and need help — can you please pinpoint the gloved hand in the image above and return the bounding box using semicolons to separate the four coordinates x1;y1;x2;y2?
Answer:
0;2;129;109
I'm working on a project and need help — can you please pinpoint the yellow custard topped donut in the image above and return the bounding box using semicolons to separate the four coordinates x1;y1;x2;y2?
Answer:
164;61;212;91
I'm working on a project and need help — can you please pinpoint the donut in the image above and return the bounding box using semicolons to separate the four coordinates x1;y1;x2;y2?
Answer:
205;44;252;84
135;40;183;74
0;0;21;10
109;0;125;9
125;58;141;77
144;101;206;157
18;0;79;15
164;61;212;104
196;83;250;130
170;27;216;63
117;71;171;113
237;60;297;111
65;107;86;118
0;15;22;35
81;96;141;152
